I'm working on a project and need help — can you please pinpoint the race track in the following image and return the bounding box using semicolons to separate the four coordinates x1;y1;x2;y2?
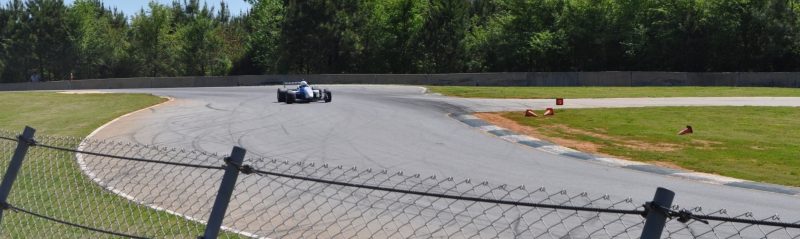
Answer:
86;85;800;220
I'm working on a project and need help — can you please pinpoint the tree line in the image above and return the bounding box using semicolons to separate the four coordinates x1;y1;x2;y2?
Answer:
1;0;799;83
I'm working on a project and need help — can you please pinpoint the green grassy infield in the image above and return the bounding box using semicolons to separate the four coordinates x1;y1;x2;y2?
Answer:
428;86;800;99
0;92;241;238
0;92;163;136
499;107;800;187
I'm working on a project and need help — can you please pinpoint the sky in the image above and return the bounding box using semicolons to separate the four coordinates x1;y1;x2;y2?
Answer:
1;0;252;16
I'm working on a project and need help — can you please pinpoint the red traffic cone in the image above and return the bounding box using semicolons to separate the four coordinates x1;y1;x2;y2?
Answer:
543;108;555;116
525;109;538;117
678;125;693;135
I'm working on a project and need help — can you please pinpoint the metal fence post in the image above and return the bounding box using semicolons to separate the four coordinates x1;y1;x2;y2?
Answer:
200;146;246;239
0;126;36;223
641;187;675;239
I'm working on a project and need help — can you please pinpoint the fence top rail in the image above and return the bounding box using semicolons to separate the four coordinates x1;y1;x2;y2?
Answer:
2;129;800;233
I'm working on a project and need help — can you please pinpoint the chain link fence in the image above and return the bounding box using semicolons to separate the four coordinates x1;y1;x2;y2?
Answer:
1;128;799;238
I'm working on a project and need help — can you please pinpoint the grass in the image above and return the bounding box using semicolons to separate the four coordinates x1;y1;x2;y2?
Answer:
0;92;242;238
496;107;800;187
428;86;800;99
0;92;164;137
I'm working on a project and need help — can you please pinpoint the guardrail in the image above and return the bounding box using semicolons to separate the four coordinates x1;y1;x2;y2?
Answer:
0;72;799;91
1;126;799;238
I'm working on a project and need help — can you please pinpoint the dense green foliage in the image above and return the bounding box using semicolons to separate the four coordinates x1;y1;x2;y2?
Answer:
2;0;800;82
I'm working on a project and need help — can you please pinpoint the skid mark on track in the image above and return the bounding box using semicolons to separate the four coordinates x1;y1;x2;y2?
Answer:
205;103;230;111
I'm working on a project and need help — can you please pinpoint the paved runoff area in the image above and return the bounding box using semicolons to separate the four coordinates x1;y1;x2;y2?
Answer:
78;85;800;220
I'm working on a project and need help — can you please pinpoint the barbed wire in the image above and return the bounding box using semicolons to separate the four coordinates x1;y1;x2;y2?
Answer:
0;131;224;238
55;141;798;229
0;135;18;142
37;142;226;170
1;130;799;238
36;139;645;217
247;165;645;215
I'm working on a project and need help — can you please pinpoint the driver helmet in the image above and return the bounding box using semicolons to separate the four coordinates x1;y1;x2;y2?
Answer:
300;80;308;86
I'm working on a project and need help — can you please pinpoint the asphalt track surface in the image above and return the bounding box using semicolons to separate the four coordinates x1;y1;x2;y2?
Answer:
87;85;800;220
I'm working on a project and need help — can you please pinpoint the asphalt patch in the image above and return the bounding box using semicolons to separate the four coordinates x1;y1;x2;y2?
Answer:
725;181;800;195
561;152;596;160
623;165;688;175
518;140;554;148
460;119;491;127
488;130;515;137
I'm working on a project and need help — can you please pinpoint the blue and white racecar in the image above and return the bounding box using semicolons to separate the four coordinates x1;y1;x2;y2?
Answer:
277;81;332;104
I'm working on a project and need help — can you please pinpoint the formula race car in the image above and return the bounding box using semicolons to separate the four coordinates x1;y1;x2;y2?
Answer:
277;81;332;104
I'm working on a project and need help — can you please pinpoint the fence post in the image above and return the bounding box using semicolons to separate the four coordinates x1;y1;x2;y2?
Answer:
640;187;675;239
200;146;247;239
0;126;36;223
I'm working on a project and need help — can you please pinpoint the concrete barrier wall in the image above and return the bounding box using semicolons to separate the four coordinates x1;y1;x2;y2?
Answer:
148;77;193;88
193;76;235;87
421;73;479;86
27;81;71;90
477;72;529;86
738;72;798;87
2;72;799;91
578;72;632;86
375;74;429;85
687;73;737;86
0;82;32;91
316;74;378;84
631;72;688;86
107;78;152;89
528;72;580;86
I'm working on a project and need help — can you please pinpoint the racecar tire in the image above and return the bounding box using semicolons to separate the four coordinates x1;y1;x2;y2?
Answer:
287;92;295;104
277;89;286;102
324;90;332;103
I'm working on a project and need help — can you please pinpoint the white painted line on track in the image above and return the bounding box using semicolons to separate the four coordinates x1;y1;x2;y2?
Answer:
478;125;505;132
672;172;747;184
500;134;541;143
455;114;480;120
539;145;580;154
594;157;648;167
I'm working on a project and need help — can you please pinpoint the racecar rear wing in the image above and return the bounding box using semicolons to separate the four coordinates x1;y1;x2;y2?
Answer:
282;81;304;88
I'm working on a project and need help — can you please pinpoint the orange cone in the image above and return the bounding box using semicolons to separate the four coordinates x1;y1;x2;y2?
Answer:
525;109;538;117
678;125;693;135
543;108;555;116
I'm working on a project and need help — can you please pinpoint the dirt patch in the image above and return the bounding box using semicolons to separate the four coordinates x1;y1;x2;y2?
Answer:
547;124;681;152
749;145;772;151
650;161;687;170
475;112;680;152
692;139;724;150
475;113;603;152
474;112;692;171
